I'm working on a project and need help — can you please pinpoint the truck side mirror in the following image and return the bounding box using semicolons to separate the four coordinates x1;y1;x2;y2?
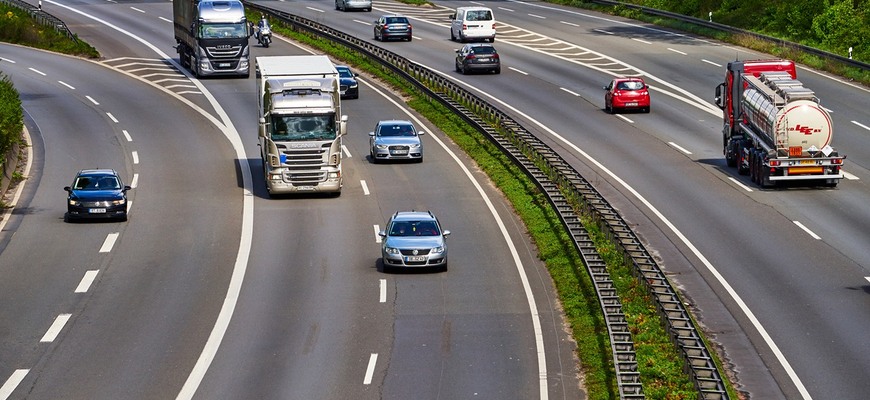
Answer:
714;83;725;110
339;115;348;136
258;117;267;138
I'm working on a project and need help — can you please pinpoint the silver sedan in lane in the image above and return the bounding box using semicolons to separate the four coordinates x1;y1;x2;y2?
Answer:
368;120;424;163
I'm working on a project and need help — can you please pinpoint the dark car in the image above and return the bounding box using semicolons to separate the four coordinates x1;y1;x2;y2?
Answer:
378;211;450;272
335;65;359;99
604;77;651;113
369;120;424;163
373;15;412;41
455;43;500;74
64;169;131;222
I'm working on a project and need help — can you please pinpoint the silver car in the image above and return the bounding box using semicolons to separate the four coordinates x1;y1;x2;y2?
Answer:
369;120;424;163
335;0;371;11
378;211;450;272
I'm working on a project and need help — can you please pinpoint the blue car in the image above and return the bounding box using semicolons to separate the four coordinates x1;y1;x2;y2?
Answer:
335;65;359;99
64;169;131;222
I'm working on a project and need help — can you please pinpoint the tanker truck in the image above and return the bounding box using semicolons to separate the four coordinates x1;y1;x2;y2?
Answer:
256;55;348;197
714;59;844;187
174;0;251;78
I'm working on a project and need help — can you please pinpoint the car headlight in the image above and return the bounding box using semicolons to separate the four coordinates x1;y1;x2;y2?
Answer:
110;199;126;206
69;199;81;206
349;83;358;88
431;246;445;254
385;247;400;255
376;144;389;150
409;143;421;149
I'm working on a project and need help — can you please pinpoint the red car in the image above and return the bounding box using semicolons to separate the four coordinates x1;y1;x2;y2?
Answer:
604;77;650;113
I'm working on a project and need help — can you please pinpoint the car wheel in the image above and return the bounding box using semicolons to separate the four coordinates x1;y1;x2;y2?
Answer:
450;28;456;41
335;0;339;10
63;213;71;223
605;102;613;114
407;36;412;42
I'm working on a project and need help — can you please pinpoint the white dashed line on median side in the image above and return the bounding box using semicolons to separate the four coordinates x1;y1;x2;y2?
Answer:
632;38;652;45
132;151;139;164
853;120;870;131
28;68;46;76
123;129;132;141
841;170;859;180
342;145;352;158
360;180;370;195
99;233;120;253
793;221;821;240
560;87;580;97
363;353;378;385
75;270;99;293
508;67;528;75
106;112;119;123
728;177;753;192
667;48;687;55
668;142;692;155
40;314;72;342
58;81;75;90
379;279;386;303
373;225;382;243
86;95;99;105
0;370;29;400
616;114;633;124
702;59;722;67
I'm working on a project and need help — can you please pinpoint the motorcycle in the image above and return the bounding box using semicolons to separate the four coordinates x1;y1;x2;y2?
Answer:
257;24;272;48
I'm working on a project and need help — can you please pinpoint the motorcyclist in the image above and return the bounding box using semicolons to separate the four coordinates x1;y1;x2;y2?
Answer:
256;15;271;44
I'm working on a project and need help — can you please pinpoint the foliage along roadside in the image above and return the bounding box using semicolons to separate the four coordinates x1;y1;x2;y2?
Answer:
0;4;99;58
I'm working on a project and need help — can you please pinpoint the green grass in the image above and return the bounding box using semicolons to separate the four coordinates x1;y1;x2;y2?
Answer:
0;5;99;58
251;9;728;398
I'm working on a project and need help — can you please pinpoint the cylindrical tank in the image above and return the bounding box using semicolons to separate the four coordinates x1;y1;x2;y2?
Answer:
742;89;833;152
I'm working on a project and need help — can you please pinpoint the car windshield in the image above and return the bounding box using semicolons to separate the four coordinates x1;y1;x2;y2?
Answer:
270;115;337;141
390;220;440;236
617;81;645;90
199;22;248;39
337;67;353;78
386;17;408;24
378;124;415;137
471;46;496;55
74;176;120;190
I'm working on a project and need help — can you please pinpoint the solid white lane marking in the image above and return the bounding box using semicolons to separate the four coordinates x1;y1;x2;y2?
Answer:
374;225;382;243
40;314;72;342
360;180;370;195
528;14;545;19
122;129;132;141
132;151;139;164
616;114;633;124
131;173;139;188
58;81;74;90
106;112;119;123
379;279;386;303
853;120;870;131
702;59;722;67
841;170;859;180
668;142;692;155
86;95;99;105
793;221;821;240
99;233;119;253
75;270;99;293
560;21;579;27
631;38;652;44
0;369;28;399
559;87;580;96
508;67;528;75
667;48;687;55
130;6;145;13
728;177;753;192
342;144;352;158
363;353;378;385
28;67;46;76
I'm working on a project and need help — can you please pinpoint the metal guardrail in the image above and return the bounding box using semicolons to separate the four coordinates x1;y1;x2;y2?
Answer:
590;0;869;71
244;2;729;398
0;0;77;42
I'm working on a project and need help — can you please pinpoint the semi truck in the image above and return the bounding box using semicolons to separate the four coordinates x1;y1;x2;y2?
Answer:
256;56;348;197
173;0;251;78
714;59;844;187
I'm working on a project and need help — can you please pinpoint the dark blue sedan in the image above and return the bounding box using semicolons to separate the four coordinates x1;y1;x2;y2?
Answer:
64;169;131;222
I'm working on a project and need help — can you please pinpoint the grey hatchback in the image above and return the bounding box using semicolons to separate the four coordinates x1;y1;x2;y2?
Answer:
378;211;450;272
369;120;424;163
455;43;500;74
374;15;412;41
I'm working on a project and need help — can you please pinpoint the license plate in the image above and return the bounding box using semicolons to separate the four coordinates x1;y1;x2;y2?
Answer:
218;63;231;68
89;208;107;214
296;186;315;191
406;256;426;262
799;160;816;165
478;58;490;62
391;150;408;155
626;102;638;106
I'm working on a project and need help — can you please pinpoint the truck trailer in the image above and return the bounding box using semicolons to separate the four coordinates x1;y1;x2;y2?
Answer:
174;0;251;78
714;59;844;187
256;56;348;197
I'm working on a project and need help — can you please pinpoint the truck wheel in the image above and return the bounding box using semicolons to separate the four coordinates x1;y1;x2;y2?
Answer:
737;148;749;176
725;141;737;168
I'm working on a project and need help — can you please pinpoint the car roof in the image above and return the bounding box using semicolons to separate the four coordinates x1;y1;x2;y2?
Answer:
392;211;436;221
613;77;645;82
77;168;118;176
377;120;414;126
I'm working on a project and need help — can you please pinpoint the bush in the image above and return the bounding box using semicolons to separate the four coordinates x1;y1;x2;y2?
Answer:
0;72;23;173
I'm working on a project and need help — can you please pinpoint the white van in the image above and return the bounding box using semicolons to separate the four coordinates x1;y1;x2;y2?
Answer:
449;7;495;43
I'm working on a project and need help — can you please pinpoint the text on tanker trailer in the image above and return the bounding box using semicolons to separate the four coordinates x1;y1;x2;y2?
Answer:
256;56;348;197
714;59;844;187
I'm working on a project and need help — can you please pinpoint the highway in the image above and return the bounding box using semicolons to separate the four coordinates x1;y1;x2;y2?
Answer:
1;0;869;399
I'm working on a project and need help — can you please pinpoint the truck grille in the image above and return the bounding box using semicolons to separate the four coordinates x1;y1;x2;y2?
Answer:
206;45;242;58
278;144;330;184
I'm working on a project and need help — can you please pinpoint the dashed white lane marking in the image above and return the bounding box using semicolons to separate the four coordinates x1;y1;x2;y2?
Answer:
58;81;75;90
865;277;870;284
28;67;46;76
560;21;579;27
853;120;870;131
842;170;859;180
616;114;633;124
528;14;545;19
667;48;687;55
373;225;382;243
130;6;145;13
305;6;324;12
132;151;139;164
0;57;16;63
122;129;132;141
559;87;580;96
106;112;118;123
353;19;370;25
360;180;370;196
86;95;99;105
793;221;821;240
668;141;692;155
363;353;378;385
99;233;120;253
131;173;139;188
0;369;29;399
632;38;652;44
498;7;514;12
728;177;753;192
159;16;172;23
702;59;722;67
74;270;99;293
379;279;386;303
40;314;72;342
342;144;352;158
508;67;528;75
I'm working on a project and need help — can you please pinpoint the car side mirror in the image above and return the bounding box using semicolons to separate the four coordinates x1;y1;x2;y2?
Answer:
418;131;425;136
455;49;461;53
369;132;375;137
123;185;132;192
64;186;71;192
378;230;386;238
442;230;451;236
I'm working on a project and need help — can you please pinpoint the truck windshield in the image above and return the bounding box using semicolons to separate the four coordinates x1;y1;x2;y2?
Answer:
270;115;337;141
199;22;248;39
